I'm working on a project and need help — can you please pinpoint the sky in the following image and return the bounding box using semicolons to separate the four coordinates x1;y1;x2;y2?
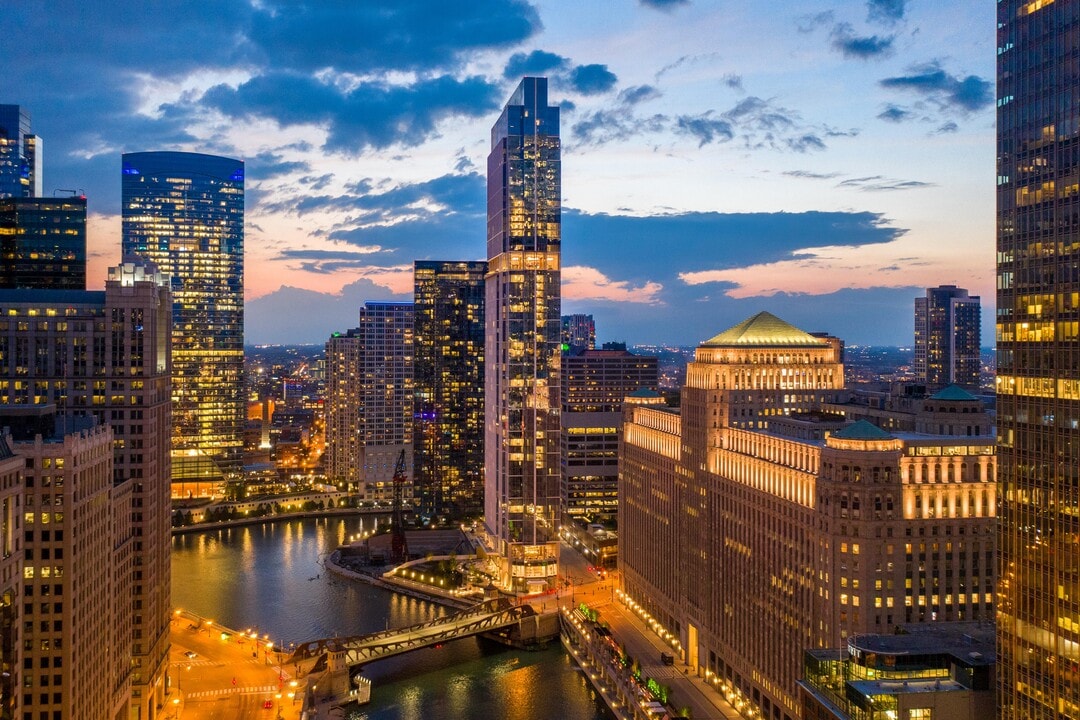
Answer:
1;0;995;347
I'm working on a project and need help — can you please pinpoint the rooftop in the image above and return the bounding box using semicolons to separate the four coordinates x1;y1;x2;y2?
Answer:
703;311;825;347
929;385;979;402
832;419;894;441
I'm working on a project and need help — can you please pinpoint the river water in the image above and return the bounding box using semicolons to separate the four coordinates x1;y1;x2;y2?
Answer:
171;516;614;720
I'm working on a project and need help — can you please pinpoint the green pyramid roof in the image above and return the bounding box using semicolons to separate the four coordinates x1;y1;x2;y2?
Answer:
832;420;893;441
627;388;662;398
703;311;824;347
929;385;978;402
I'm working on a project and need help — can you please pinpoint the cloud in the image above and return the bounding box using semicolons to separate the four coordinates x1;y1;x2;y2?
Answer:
837;175;934;192
786;134;827;153
562;266;664;304
797;11;834;33
619;85;662;106
879;62;993;113
203;73;502;153
830;23;894;59
783;170;843;180
504;50;569;79
569;64;619;95
249;151;311;180
935;121;959;134
722;74;744;92
867;0;907;24
675;114;734;147
640;0;690;10
247;1;541;74
877;104;914;122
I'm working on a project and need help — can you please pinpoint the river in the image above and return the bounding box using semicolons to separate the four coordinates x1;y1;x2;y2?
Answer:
171;516;614;720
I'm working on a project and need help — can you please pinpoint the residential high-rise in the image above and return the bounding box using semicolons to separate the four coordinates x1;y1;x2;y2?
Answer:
325;328;362;491
325;302;414;501
121;151;244;490
0;260;173;720
561;313;595;354
0;195;86;289
484;77;562;592
619;312;996;720
413;261;486;521
560;348;657;524
913;285;981;391
0;105;41;198
996;2;1080;717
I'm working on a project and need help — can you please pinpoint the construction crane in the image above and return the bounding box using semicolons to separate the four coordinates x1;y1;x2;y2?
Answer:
390;449;409;562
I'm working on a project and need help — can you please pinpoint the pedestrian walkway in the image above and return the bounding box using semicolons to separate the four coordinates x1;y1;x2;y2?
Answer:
184;684;281;699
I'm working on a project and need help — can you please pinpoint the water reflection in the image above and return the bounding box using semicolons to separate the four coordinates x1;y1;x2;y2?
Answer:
172;517;612;720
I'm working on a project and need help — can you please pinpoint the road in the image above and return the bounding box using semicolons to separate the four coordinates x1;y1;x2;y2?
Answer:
555;543;745;720
170;612;304;720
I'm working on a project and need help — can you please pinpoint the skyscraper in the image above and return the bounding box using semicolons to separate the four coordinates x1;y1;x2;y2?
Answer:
122;151;245;489
913;285;981;392
560;347;657;524
0;195;86;289
413;260;486;521
0;105;41;198
996;2;1080;717
325;302;414;501
561;313;595;354
484;77;562;592
0;259;173;719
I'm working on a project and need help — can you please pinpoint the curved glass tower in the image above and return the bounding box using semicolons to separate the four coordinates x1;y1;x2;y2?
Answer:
122;151;245;489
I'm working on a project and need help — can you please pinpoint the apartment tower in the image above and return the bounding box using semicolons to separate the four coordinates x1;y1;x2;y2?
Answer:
913;285;981;392
0;105;41;198
413;260;486;521
484;77;562;592
996;1;1080;717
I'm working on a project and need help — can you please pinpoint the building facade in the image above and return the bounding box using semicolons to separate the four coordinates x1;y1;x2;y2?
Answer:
799;623;995;720
413;260;486;521
6;411;130;720
996;2;1080;717
913;285;981;391
0;196;86;289
561;314;595;354
0;105;40;198
325;303;414;501
484;77;562;592
619;312;996;720
560;348;657;524
122;151;244;489
0;260;173;720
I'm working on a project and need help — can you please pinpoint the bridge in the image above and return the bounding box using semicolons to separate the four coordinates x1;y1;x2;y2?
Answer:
289;598;542;668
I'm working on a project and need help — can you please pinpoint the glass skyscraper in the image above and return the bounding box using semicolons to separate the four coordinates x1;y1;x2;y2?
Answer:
0;105;41;198
121;151;245;487
413;260;486;521
997;1;1080;717
484;77;562;592
0;195;86;289
913;285;981;392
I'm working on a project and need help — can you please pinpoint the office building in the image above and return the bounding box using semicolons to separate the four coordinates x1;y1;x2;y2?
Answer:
619;312;996;720
5;409;129;720
996;2;1080;717
913;285;981;391
561;314;595;354
799;623;995;720
325;302;414;501
0;195;86;289
484;77;562;592
0;105;41;198
0;260;173;720
561;348;657;523
122;151;244;489
413;261;486;521
0;434;24;719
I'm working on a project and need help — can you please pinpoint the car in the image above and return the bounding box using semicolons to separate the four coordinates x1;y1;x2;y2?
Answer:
184;651;197;659
660;652;675;666
263;699;274;709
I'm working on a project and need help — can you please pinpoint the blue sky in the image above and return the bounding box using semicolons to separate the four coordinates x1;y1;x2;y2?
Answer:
1;0;994;346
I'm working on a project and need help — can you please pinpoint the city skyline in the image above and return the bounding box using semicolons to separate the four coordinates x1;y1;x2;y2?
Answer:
0;1;993;346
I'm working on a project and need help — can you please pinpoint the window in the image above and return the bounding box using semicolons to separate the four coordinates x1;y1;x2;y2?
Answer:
909;711;933;720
